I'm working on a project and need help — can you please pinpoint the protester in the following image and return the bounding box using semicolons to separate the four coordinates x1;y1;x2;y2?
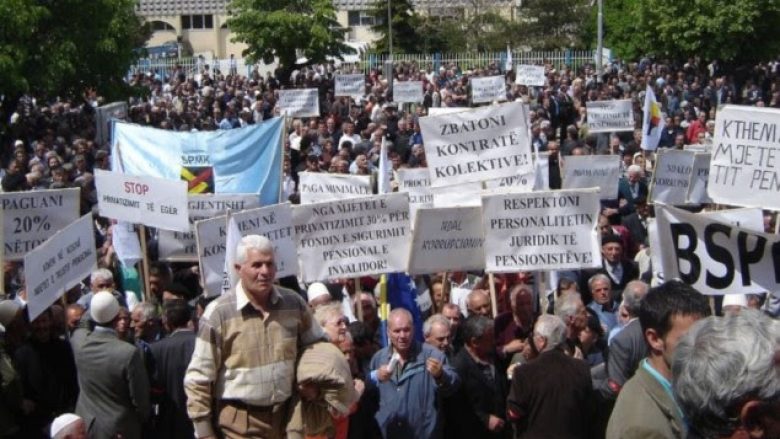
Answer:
369;308;459;439
450;315;508;438
184;235;324;439
14;308;79;438
506;314;595;438
606;280;711;438
49;413;87;439
423;314;452;357
149;299;196;439
672;309;780;439
71;291;150;439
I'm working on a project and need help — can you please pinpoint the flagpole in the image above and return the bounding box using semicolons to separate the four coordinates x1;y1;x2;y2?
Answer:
138;225;151;302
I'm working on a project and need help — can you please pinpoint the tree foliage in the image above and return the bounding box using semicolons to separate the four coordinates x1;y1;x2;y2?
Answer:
369;0;422;53
228;0;352;78
602;0;780;64
515;0;590;50
0;0;147;101
0;0;148;142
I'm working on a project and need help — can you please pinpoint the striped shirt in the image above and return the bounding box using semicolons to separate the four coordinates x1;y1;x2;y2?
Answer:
184;283;324;438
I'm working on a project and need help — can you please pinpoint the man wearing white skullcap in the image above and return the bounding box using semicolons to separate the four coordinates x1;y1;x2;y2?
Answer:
70;291;150;439
50;413;86;439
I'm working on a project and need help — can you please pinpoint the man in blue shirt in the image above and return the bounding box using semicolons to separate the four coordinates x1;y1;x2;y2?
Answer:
369;308;459;439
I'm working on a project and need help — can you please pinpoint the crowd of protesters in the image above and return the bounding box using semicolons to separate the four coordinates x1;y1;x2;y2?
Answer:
1;54;780;438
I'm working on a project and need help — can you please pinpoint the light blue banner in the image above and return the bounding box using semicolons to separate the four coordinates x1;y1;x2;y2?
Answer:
111;119;283;206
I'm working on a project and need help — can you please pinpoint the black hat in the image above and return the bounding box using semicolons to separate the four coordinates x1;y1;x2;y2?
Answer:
601;233;622;247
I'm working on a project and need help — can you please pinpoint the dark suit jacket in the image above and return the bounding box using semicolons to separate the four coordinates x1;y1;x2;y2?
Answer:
507;349;594;439
149;329;196;439
579;259;640;304
621;212;648;248
71;328;150;439
451;349;509;439
600;319;647;400
616;177;649;215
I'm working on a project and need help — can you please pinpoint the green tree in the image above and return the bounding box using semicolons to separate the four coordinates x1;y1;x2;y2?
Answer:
515;0;590;50
228;0;352;81
369;0;422;53
601;0;780;64
0;0;148;141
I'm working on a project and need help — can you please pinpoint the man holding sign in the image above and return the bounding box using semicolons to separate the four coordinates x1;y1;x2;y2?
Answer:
185;235;324;439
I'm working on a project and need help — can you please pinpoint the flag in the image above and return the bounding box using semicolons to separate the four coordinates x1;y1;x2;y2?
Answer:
111;118;284;205
505;45;513;72
386;272;424;343
642;85;666;150
377;137;392;195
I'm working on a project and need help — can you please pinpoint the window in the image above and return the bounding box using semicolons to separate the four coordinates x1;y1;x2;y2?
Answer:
347;10;376;27
181;14;214;30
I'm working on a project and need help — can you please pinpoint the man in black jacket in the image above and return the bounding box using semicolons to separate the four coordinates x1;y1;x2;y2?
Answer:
507;314;595;439
451;315;508;438
149;300;196;439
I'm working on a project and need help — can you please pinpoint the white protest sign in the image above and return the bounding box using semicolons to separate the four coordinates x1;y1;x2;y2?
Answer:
394;81;424;104
687;153;713;204
397;168;434;224
534;152;550;190
195;215;229;298
95;169;189;232
2;188;80;260
428;107;469;116
334;74;365;99
562;155;621;199
278;89;320;117
408;206;485;274
431;181;485;207
470;76;506;104
586;100;635;133
651;149;696;205
655;203;778;295
226;203;299;285
649;207;764;286
684;144;710;153
515;65;546;86
293;193;411;282
481;189;601;272
95;101;128;146
299;172;372;204
158;194;261;261
112;222;142;267
24;214;96;320
420;101;532;187
483;171;537;192
709;105;780;209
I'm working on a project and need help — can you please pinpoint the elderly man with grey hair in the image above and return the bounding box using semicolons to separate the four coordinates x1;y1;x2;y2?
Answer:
600;280;649;400
555;292;589;357
673;309;780;439
507;314;595;438
450;315;507;438
77;268;127;311
423;314;452;356
185;235;324;439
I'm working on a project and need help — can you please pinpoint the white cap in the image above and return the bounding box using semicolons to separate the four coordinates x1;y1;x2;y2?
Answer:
0;300;21;327
50;413;81;438
307;282;330;303
90;291;119;324
722;294;748;309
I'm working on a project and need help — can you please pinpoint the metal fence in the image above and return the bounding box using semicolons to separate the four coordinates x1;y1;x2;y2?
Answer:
129;50;595;79
361;50;596;73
